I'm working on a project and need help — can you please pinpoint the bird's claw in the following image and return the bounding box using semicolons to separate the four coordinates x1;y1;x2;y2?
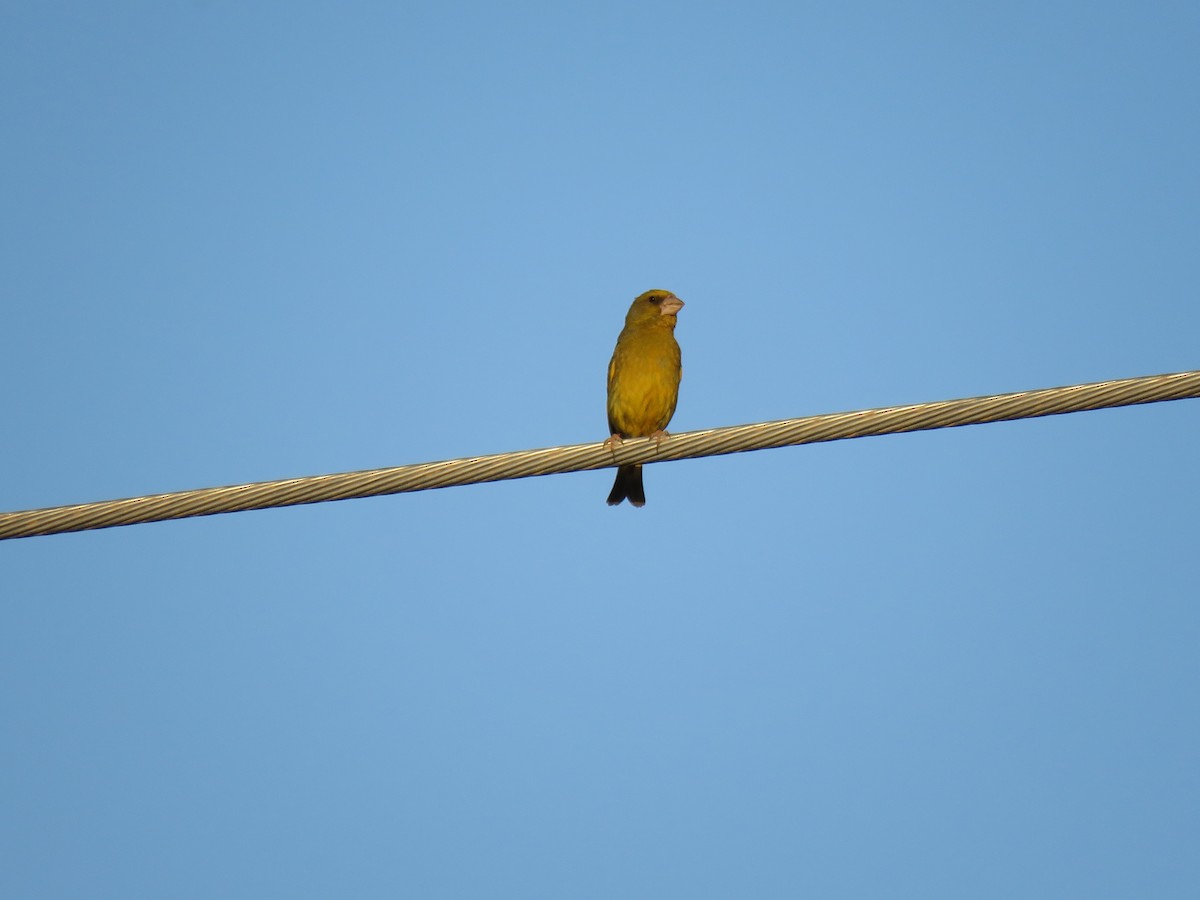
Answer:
603;431;669;461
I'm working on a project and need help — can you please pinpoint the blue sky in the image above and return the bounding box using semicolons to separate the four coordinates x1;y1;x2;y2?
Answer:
2;2;1198;897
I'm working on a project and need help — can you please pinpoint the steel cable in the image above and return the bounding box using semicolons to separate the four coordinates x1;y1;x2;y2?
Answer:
2;369;1197;540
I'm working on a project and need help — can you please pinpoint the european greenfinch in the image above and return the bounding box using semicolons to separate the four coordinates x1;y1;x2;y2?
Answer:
605;289;684;507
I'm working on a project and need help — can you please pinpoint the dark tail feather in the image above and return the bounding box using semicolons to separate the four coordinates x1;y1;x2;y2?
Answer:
606;465;646;507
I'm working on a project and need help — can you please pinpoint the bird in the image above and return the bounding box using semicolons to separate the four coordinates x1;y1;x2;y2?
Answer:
605;289;684;507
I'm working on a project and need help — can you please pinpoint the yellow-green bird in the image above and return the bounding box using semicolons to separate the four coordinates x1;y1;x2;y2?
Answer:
605;289;684;507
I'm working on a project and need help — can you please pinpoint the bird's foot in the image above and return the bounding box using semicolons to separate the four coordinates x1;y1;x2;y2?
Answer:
649;430;671;451
602;434;624;459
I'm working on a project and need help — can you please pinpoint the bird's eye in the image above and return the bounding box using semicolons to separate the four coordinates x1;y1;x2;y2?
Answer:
649;295;662;304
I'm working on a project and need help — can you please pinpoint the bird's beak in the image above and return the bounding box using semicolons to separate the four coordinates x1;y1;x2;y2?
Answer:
660;296;684;316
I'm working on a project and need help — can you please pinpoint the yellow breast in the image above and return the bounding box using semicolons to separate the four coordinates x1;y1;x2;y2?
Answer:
607;325;682;437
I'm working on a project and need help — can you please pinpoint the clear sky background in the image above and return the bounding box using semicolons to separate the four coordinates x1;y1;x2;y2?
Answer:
3;2;1198;898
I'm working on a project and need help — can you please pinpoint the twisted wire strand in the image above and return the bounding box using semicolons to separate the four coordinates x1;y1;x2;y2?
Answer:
2;369;1197;540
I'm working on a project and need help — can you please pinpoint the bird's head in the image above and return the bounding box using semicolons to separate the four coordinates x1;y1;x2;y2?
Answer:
626;289;684;325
